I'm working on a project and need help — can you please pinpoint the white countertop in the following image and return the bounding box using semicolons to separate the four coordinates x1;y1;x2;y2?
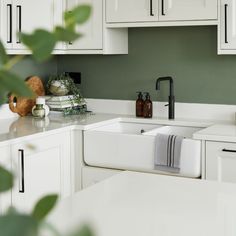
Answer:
193;124;236;142
0;112;216;145
49;171;236;236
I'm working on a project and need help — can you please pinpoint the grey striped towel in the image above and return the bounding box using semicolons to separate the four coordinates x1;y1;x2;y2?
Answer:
154;133;184;172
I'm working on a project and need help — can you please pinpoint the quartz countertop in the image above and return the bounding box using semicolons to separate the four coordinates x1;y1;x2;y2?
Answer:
0;111;235;145
0;112;216;145
48;171;236;236
193;124;236;142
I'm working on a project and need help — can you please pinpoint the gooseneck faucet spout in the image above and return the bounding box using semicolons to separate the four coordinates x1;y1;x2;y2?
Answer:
156;76;175;119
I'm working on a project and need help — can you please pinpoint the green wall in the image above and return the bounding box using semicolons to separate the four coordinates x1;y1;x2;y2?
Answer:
12;56;57;81
57;26;236;105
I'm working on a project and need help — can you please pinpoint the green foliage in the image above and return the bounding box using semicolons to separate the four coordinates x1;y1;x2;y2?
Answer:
21;30;57;62
65;5;91;30
0;41;9;65
0;213;38;236
54;26;81;42
70;225;93;236
0;166;13;192
32;195;58;221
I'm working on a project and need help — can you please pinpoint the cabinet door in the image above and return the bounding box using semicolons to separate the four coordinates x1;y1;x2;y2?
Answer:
1;0;13;49
206;141;236;183
0;145;11;215
82;166;121;189
220;0;236;50
159;0;217;21
66;0;103;50
106;0;159;23
11;132;71;213
12;0;55;49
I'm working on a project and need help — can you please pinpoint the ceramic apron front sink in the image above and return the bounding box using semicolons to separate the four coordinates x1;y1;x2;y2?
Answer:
84;121;202;178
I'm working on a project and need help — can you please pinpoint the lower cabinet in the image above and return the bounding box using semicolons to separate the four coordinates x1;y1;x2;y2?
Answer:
82;166;122;189
0;144;11;215
11;131;71;212
206;141;236;183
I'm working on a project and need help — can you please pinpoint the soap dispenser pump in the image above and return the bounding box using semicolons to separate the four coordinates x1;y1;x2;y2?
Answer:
143;92;152;118
136;92;144;117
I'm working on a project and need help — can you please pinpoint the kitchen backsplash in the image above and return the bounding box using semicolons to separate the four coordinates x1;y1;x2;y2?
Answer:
57;26;236;105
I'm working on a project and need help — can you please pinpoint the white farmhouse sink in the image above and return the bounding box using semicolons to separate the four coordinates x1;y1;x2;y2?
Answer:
84;121;202;178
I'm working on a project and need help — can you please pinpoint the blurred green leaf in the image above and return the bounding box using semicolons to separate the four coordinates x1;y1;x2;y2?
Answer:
65;5;91;29
0;40;9;65
21;30;57;62
0;70;33;97
0;165;13;192
70;225;93;236
0;214;38;236
32;194;58;221
54;26;81;42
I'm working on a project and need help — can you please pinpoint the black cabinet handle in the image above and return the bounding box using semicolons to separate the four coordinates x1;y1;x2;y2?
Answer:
18;149;25;193
222;148;236;153
161;0;165;16
16;5;22;44
224;4;228;44
7;4;12;43
150;0;154;16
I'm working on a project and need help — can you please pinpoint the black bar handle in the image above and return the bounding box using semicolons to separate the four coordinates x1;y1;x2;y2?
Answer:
16;5;22;44
150;0;154;16
7;4;12;43
225;4;228;44
161;0;165;16
18;149;25;193
222;148;236;153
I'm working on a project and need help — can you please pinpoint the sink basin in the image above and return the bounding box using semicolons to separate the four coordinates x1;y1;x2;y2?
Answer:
91;121;162;135
84;121;203;178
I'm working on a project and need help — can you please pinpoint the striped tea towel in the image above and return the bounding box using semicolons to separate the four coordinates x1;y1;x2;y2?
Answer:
154;133;184;171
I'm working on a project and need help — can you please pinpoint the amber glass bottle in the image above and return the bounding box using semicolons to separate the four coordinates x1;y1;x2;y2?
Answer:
136;92;144;117
143;92;152;118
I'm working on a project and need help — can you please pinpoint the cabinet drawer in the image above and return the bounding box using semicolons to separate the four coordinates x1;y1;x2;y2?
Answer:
82;166;121;188
206;141;236;183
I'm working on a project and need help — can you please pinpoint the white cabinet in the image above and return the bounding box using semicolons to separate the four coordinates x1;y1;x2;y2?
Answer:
66;0;103;50
82;166;121;189
206;141;236;183
1;0;57;51
11;132;71;212
106;0;217;24
159;0;217;21
218;0;236;54
106;0;159;23
0;145;11;215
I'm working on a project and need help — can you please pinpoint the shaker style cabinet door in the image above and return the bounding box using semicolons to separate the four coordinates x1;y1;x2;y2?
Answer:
0;145;11;215
11;132;71;213
206;141;236;183
159;0;217;21
0;0;57;50
106;0;159;23
66;0;103;50
219;0;236;50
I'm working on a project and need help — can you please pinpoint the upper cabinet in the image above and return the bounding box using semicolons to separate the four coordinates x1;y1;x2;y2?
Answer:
218;0;236;54
66;0;103;50
159;0;217;21
106;0;159;23
1;0;57;51
106;0;218;25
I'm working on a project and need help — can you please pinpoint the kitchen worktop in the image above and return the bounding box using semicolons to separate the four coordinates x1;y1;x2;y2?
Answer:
0;111;234;145
48;171;236;236
193;124;236;142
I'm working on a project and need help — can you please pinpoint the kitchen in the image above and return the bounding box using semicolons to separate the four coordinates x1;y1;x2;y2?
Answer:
1;0;236;235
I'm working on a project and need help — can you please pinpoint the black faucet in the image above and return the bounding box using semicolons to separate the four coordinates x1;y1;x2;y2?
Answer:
156;76;175;119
